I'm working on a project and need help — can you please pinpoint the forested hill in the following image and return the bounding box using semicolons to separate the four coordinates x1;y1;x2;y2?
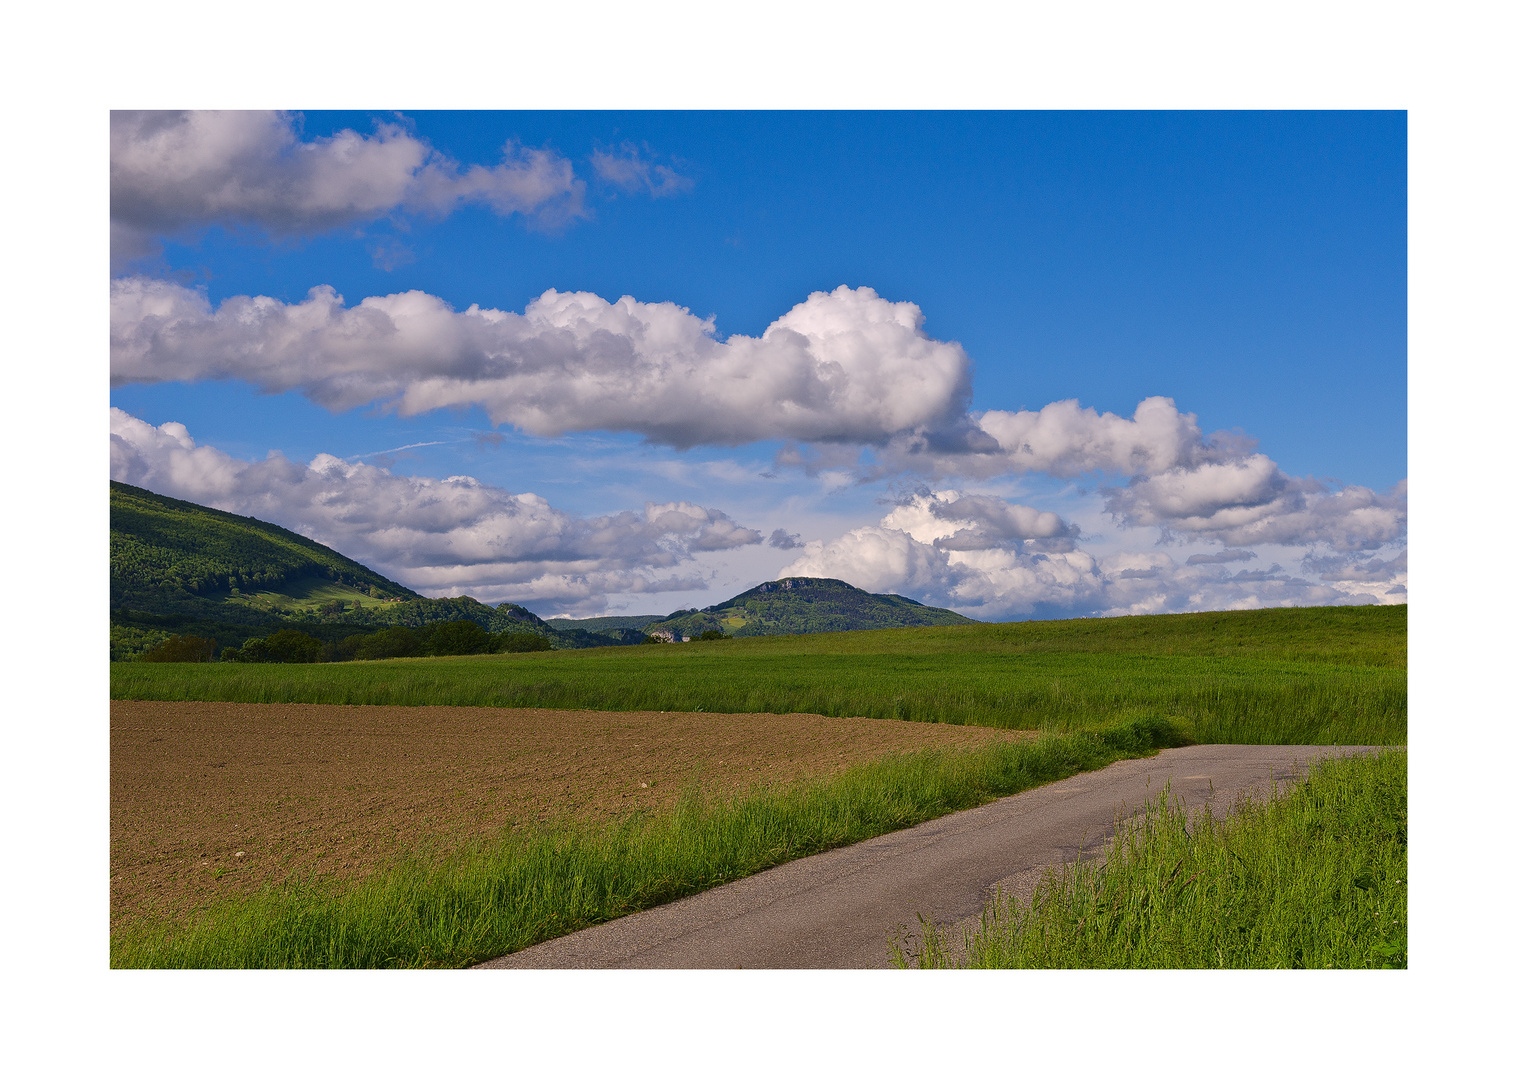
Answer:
111;481;419;606
643;577;979;639
109;488;973;658
109;482;635;657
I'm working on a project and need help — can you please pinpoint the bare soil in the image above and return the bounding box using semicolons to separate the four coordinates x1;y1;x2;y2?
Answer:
111;701;1026;928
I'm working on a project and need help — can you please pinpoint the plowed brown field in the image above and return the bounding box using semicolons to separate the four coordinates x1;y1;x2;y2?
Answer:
111;701;1026;928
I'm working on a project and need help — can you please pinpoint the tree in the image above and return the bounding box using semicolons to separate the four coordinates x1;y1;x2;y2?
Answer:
354;626;421;660
321;635;367;663
491;630;553;653
424;620;493;657
139;634;216;662
227;629;323;663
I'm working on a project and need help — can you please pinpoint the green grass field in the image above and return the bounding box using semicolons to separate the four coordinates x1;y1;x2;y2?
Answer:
895;747;1407;968
110;605;1406;967
111;605;1407;746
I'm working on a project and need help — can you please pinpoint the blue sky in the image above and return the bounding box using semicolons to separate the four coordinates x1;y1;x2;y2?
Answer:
110;110;1407;618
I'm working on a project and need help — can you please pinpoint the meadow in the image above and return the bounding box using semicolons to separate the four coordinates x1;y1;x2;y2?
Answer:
895;747;1408;968
110;604;1407;967
112;605;1408;746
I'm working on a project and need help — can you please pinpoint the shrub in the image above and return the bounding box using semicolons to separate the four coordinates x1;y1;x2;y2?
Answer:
139;634;217;663
1095;713;1190;753
490;631;553;653
353;627;422;661
320;635;367;663
230;629;323;664
425;620;493;657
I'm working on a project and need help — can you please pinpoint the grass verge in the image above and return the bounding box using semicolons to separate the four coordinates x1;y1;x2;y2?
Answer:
111;719;1182;968
893;746;1407;969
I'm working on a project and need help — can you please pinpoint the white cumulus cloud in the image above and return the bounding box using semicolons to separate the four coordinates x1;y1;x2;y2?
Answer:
111;281;973;450
779;488;1406;619
1106;471;1407;552
867;396;1406;555
875;396;1239;480
109;408;760;606
111;262;1406;560
1300;549;1408;589
110;111;585;268
779;491;1103;616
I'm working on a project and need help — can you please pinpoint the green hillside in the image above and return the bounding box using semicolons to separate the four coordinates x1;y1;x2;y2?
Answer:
111;481;419;608
327;595;625;647
643;577;978;639
109;483;626;657
110;491;972;659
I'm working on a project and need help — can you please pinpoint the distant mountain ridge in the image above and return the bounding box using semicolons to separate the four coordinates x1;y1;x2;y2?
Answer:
110;485;976;659
642;576;977;639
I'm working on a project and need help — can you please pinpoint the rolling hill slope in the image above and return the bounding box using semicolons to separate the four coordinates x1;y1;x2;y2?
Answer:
111;481;419;609
109;488;977;657
109;483;623;656
643;577;978;639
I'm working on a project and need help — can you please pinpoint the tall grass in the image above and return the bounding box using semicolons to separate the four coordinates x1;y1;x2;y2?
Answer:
895;747;1408;969
111;723;1180;968
112;606;1407;746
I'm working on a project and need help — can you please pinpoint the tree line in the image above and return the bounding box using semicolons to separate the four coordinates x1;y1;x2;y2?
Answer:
140;621;554;663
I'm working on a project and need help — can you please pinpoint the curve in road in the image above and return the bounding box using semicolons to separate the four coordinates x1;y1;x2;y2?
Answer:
475;744;1378;970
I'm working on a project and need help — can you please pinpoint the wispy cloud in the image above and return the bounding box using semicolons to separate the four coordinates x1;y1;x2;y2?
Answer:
1186;548;1257;566
346;440;454;460
591;143;693;198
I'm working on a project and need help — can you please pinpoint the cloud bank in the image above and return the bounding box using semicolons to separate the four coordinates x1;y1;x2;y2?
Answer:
878;396;1225;479
110;408;761;607
1106;467;1407;552
779;489;1405;619
111;111;585;267
111;272;1407;579
870;396;1405;555
111;280;972;449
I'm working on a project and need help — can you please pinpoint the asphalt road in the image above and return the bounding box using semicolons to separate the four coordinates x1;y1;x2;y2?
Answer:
474;744;1378;970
